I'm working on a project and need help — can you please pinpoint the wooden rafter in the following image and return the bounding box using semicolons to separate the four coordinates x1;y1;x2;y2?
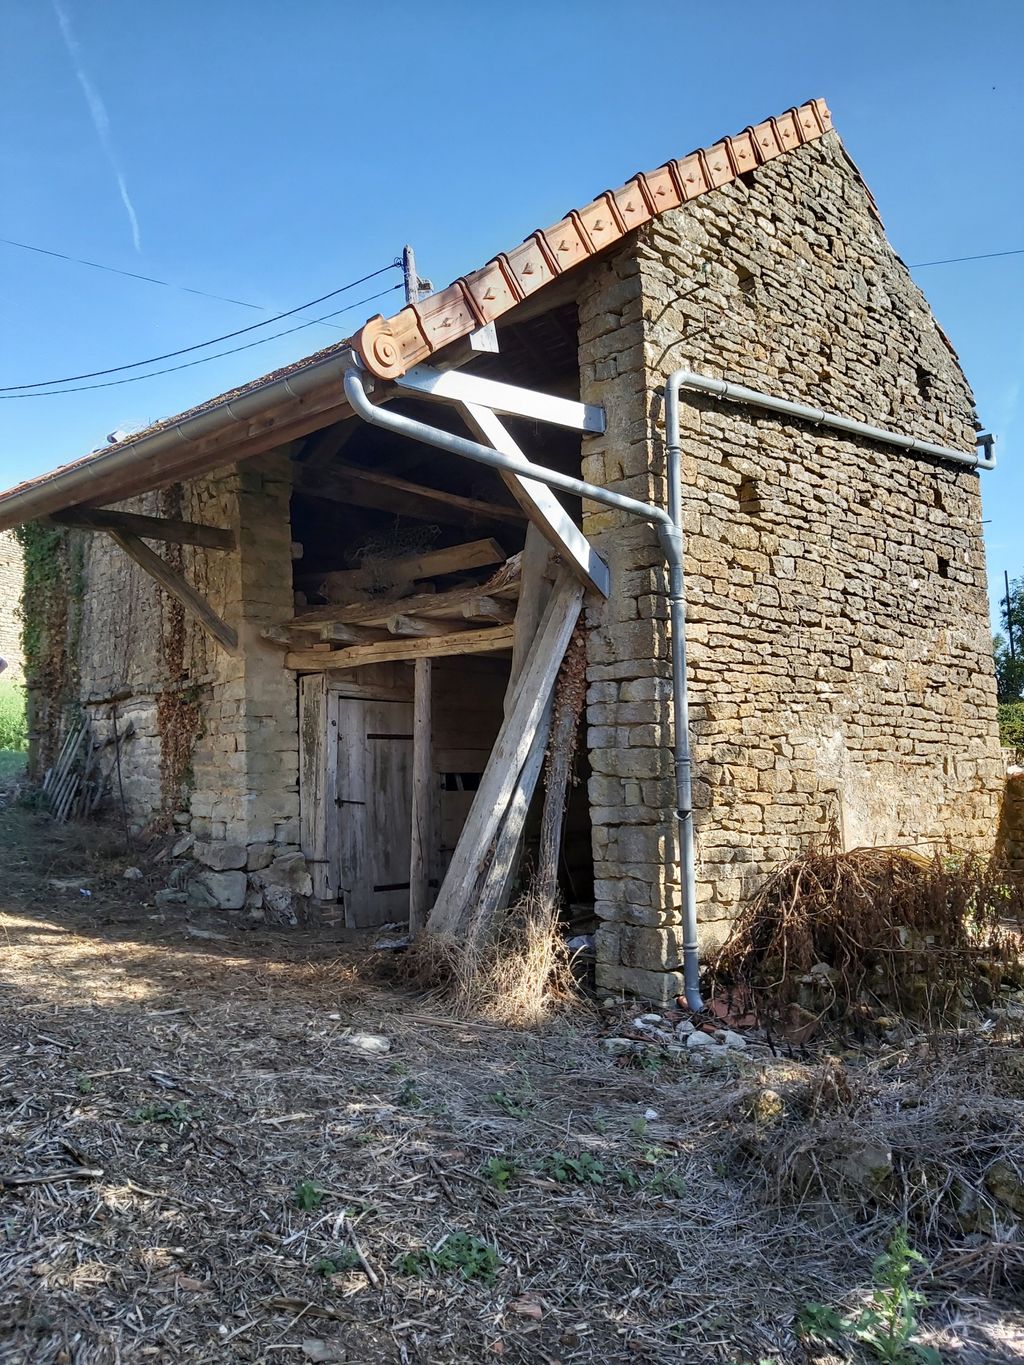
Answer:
108;530;238;653
459;402;609;595
293;462;524;527
53;507;234;550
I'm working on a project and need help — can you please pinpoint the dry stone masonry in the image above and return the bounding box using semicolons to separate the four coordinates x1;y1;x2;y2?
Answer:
0;530;24;680
578;131;1003;1001
75;452;304;920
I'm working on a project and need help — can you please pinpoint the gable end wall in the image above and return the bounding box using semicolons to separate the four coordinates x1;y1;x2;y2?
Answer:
578;130;1003;1001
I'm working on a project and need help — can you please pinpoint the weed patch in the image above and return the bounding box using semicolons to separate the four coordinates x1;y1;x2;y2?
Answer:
398;1231;501;1285
294;1179;325;1211
798;1230;941;1363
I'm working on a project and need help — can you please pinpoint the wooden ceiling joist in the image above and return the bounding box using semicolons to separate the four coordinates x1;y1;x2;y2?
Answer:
288;574;521;632
284;623;514;672
293;462;524;527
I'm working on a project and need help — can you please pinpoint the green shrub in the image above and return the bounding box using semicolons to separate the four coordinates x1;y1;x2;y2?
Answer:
999;701;1024;755
0;680;27;752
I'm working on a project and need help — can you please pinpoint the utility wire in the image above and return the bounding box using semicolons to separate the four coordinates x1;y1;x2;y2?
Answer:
0;282;404;399
0;235;265;309
908;247;1024;268
0;262;400;392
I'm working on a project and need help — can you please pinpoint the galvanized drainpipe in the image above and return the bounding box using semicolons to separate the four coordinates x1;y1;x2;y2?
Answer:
672;371;997;471
343;362;706;1010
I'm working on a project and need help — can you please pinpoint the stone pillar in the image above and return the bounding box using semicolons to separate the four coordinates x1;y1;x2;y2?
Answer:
189;451;299;851
578;254;686;1003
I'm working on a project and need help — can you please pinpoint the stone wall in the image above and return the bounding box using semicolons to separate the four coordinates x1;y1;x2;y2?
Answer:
0;530;24;680
997;765;1024;878
578;131;1004;1001
76;451;300;873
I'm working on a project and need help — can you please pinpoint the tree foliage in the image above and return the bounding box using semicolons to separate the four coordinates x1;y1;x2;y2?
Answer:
994;573;1024;704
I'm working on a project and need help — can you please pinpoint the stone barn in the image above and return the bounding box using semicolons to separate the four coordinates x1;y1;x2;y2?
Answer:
0;97;1004;1001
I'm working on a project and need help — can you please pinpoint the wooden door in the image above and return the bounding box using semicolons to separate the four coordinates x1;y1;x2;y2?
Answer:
335;697;414;927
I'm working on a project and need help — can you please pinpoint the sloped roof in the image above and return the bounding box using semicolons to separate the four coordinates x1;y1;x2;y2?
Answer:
0;98;832;528
352;100;832;379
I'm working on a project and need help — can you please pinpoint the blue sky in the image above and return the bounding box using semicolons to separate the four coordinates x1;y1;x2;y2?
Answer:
1;0;1021;628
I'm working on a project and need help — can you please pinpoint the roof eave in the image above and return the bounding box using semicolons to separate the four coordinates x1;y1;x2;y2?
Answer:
0;348;361;531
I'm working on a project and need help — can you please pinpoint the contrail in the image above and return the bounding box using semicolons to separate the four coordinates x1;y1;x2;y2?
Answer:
51;0;142;253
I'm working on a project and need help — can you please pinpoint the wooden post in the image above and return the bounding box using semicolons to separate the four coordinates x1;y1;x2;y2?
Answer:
409;658;433;938
426;570;583;940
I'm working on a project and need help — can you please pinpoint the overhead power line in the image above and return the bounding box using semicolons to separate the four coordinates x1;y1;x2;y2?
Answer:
908;247;1024;268
0;235;265;309
0;262;400;393
0;282;404;399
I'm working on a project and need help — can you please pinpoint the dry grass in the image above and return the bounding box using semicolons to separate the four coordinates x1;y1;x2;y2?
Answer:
400;897;587;1028
0;806;1022;1362
712;846;1024;1028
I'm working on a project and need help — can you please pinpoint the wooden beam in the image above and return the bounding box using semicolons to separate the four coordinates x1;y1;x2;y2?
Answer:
459;402;610;596
386;615;470;638
319;622;389;645
461;596;515;624
108;530;238;653
470;715;550;924
409;658;432;939
299;537;506;600
52;507;234;550
289;567;521;632
299;675;336;901
284;624;513;671
509;523;555;714
261;623;308;649
426;570;584;939
293;462;525;527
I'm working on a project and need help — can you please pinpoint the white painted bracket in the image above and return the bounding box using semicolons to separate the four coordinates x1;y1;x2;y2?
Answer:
460;403;610;597
395;364;606;435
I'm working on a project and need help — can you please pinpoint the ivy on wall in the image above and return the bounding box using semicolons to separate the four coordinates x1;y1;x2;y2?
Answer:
15;522;84;776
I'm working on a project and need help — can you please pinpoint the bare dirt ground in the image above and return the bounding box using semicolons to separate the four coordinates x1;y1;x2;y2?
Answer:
1;803;1022;1364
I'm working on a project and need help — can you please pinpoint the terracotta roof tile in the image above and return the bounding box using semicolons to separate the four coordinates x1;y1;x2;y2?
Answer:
353;99;832;379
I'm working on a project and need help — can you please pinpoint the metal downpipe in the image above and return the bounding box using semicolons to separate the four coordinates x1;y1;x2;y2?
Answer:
672;370;997;471
343;362;706;1012
665;372;704;1011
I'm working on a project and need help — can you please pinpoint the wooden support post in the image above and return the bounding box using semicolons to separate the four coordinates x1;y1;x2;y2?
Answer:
409;658;432;938
299;675;336;900
469;700;552;930
108;530;238;653
507;523;554;715
426;569;584;941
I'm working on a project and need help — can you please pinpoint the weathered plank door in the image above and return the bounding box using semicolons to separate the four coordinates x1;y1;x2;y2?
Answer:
334;697;414;927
